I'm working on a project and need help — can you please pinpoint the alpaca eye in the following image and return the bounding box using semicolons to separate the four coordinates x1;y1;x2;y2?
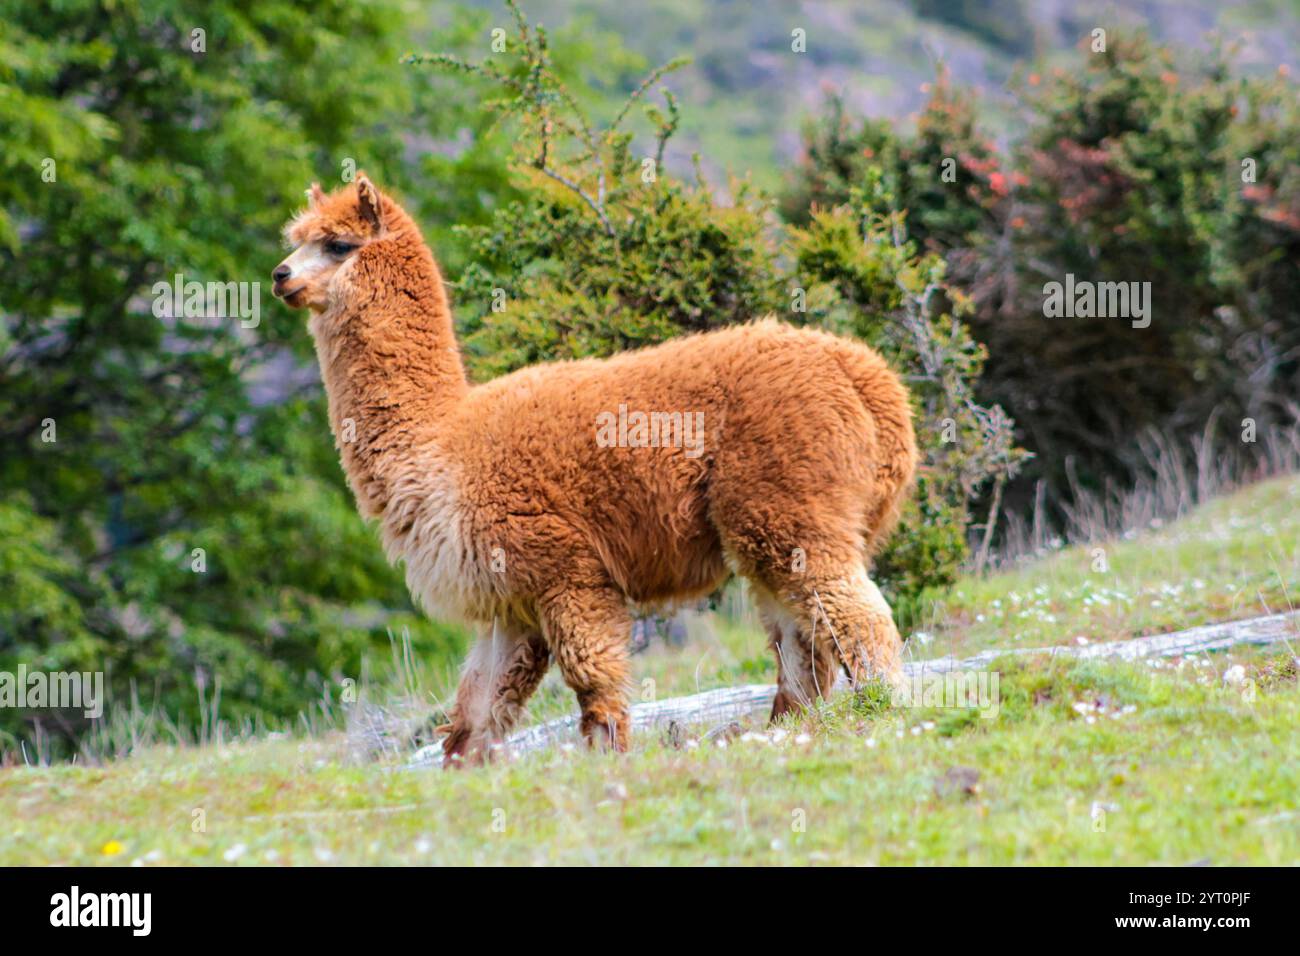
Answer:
325;240;356;256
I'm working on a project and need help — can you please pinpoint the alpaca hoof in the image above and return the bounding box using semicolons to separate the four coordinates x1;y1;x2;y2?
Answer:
441;724;476;768
769;690;802;722
581;713;629;753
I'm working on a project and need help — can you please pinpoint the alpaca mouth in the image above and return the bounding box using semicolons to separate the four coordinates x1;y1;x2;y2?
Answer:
275;284;306;304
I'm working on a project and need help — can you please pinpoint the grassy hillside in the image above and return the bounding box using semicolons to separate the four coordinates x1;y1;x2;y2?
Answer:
1;651;1296;865
921;473;1300;657
1;476;1296;865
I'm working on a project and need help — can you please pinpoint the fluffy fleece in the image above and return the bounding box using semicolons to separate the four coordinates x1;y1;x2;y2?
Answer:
273;176;918;764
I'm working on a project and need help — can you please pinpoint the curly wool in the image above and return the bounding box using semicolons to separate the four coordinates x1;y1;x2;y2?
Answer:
279;177;918;764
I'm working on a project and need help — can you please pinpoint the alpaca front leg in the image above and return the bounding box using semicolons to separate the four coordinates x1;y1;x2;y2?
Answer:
541;588;632;752
442;625;550;768
802;567;906;695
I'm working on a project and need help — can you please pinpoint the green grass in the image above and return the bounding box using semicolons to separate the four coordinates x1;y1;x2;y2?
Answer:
1;653;1296;865
913;474;1300;662
2;476;1298;865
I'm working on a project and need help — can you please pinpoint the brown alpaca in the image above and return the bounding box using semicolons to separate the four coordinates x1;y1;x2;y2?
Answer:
273;176;918;765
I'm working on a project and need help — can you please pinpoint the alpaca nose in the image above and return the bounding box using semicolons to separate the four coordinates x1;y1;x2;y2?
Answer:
273;264;292;283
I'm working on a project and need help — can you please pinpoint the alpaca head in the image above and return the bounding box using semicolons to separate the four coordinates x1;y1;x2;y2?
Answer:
272;175;389;312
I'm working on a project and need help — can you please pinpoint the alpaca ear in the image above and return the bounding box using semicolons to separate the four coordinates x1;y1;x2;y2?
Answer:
355;174;382;233
306;182;325;207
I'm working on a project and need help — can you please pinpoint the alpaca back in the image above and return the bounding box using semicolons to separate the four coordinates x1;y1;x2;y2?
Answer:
430;318;916;613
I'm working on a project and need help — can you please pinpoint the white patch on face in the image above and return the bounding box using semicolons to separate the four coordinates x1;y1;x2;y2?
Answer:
278;241;331;283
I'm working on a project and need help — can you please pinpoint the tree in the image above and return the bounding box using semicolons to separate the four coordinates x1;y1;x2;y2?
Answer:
0;0;508;756
784;36;1300;521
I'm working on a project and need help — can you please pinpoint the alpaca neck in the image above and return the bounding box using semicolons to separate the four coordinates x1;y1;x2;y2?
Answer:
311;225;468;519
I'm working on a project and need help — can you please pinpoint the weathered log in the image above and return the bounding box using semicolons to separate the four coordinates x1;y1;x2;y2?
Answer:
913;608;1300;672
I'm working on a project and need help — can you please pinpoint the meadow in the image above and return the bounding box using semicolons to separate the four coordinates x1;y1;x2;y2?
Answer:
3;476;1295;866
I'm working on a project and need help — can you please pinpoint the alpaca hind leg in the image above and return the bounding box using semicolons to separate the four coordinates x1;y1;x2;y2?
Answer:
758;595;839;722
540;588;632;752
442;622;551;767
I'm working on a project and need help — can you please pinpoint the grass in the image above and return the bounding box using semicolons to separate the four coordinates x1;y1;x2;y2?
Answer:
1;653;1296;865
913;473;1300;662
1;475;1297;865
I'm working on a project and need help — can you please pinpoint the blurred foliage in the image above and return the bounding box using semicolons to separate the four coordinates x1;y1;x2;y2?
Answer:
780;75;1002;254
0;0;513;756
784;35;1300;517
910;0;1035;58
409;3;786;373
1001;35;1300;494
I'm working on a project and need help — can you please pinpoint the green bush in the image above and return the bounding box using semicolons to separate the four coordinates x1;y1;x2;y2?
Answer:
453;166;787;377
997;35;1284;492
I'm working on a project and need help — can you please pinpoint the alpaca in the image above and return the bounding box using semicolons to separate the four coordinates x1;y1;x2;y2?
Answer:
273;176;918;765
